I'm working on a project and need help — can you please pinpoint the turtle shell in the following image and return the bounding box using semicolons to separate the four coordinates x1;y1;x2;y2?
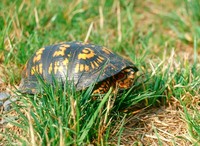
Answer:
19;41;138;94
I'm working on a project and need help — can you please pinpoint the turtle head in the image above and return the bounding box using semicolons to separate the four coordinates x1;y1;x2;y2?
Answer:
115;67;137;90
92;67;138;94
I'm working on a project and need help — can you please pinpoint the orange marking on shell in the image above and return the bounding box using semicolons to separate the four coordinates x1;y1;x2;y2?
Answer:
63;58;69;66
54;61;65;74
78;48;95;60
98;56;104;60
33;48;45;63
53;44;70;57
75;64;89;72
97;57;103;63
54;61;60;74
91;62;95;69
93;61;99;67
102;47;111;54
48;63;53;74
54;61;59;74
38;63;43;74
82;48;93;53
31;67;35;75
61;44;70;48
75;64;79;73
30;63;43;75
85;65;89;71
80;64;84;72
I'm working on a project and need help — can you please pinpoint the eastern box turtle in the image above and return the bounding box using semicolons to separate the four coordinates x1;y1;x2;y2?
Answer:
19;41;138;94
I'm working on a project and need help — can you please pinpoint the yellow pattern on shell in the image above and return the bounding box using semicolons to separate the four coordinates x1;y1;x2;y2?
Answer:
80;64;84;72
33;48;45;63
78;48;95;60
93;61;99;67
48;63;53;74
75;64;90;73
63;58;69;66
53;44;70;57
54;61;64;74
91;62;95;69
102;47;111;55
31;63;43;75
84;65;89;71
75;64;79;73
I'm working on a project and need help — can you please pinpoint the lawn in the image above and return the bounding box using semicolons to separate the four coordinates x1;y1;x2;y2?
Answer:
0;0;200;145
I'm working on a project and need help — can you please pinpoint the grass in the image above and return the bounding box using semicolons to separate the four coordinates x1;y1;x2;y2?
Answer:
0;0;199;145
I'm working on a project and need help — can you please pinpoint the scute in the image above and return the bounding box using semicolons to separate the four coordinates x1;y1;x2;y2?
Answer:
19;41;138;94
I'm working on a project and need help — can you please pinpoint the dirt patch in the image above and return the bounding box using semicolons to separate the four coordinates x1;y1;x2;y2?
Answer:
111;98;192;145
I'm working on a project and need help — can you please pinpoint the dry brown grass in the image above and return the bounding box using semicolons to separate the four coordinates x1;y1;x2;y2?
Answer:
111;98;194;145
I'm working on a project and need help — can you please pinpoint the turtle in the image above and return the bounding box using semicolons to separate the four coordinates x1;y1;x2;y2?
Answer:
0;41;138;140
18;41;138;94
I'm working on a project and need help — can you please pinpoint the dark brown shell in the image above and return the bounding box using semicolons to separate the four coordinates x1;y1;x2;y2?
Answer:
19;41;138;94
